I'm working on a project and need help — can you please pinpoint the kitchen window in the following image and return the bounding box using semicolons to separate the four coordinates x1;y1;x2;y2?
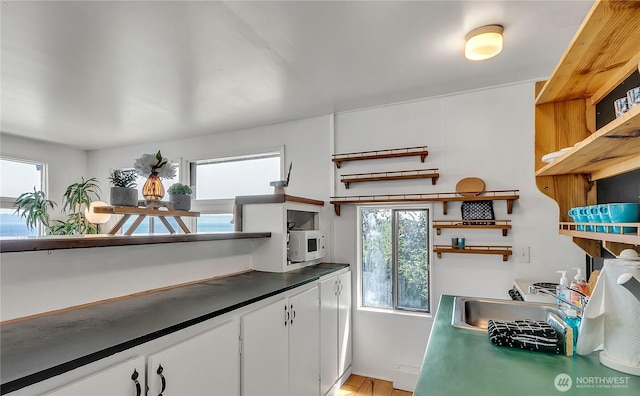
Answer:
188;150;282;232
0;158;47;236
358;205;431;313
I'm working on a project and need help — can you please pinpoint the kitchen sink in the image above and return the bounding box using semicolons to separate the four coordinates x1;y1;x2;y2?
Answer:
451;296;562;332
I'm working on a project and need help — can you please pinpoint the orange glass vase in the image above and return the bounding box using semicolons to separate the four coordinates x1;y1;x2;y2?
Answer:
142;172;165;201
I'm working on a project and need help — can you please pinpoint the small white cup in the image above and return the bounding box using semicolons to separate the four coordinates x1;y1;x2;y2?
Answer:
627;87;640;109
614;97;629;118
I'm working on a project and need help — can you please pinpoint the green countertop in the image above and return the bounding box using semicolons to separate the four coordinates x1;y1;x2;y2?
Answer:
414;295;639;396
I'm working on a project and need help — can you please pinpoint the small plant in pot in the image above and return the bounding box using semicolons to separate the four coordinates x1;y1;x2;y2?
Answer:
108;169;139;207
167;183;192;211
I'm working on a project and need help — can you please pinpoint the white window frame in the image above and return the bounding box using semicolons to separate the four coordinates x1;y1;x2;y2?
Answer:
0;157;49;236
356;203;433;317
184;147;284;228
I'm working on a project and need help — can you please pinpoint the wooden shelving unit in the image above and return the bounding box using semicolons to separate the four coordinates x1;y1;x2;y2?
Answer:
95;204;200;235
332;146;428;168
433;245;513;262
329;190;519;216
340;168;439;189
535;105;640;181
559;222;640;245
433;220;512;236
534;0;640;257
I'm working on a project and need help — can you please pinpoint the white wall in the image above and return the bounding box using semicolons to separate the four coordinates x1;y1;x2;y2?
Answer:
331;81;584;390
1;116;334;320
0;133;89;221
0;240;253;321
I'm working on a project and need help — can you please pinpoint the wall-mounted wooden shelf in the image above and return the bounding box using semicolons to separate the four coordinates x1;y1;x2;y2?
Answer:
329;190;519;216
341;168;439;189
433;220;512;236
433;245;512;261
534;0;640;258
559;222;640;246
535;105;640;180
535;1;640;105
332;146;428;168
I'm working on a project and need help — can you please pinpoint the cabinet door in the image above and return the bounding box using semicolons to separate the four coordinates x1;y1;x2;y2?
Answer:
147;319;240;396
338;271;352;377
44;356;145;396
242;297;289;396
289;286;320;396
320;277;339;396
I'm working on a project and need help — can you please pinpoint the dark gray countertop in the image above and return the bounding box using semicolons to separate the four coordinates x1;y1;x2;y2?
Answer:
0;262;348;394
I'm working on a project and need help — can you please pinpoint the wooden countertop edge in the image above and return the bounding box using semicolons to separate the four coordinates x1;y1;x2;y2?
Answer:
0;232;271;253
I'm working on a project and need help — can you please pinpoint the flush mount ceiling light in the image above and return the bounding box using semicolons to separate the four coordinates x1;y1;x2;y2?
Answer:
465;25;504;61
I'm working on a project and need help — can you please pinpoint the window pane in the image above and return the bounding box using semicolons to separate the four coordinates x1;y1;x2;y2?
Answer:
0;159;42;197
396;210;429;311
121;216;151;235
197;214;234;232
0;208;37;236
361;208;392;309
193;155;280;200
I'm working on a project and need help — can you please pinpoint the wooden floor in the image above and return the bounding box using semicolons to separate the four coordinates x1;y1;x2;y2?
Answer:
338;374;413;396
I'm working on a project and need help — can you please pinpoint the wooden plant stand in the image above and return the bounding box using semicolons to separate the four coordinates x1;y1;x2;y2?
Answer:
94;201;200;235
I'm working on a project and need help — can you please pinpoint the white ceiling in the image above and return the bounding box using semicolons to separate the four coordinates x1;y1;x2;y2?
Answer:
1;1;593;151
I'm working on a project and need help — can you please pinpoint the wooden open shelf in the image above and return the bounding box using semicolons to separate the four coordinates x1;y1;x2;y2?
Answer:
534;1;640;257
559;222;640;246
433;245;512;262
329;190;519;216
341;168;439;189
535;1;640;105
433;220;512;236
332;146;428;168
535;105;640;180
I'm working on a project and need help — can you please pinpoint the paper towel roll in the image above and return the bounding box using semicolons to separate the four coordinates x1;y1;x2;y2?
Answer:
577;259;640;375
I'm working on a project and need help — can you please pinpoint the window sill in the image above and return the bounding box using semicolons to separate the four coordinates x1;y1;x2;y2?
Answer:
0;232;271;253
357;305;432;319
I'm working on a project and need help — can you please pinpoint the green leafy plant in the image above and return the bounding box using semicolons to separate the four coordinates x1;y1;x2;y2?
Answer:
167;183;192;196
60;177;102;235
13;188;57;232
49;213;97;235
108;169;137;188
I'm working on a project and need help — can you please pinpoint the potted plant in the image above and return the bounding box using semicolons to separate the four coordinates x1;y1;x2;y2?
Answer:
108;169;138;207
13;188;57;234
167;183;192;211
50;177;102;235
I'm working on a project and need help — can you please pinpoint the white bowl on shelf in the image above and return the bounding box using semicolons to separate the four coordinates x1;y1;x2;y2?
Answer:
541;147;572;163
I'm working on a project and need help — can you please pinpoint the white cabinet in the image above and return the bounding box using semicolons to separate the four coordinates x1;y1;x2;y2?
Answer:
146;319;240;396
320;271;352;396
240;198;324;272
44;356;145;396
242;286;320;396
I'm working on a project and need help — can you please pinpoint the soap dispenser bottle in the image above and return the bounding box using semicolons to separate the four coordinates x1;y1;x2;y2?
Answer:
556;270;570;307
570;267;590;305
563;308;580;352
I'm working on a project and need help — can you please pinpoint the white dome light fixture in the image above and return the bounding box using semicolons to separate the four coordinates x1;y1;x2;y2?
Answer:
465;25;504;61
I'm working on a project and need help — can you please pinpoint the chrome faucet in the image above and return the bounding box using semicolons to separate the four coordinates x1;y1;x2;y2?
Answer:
528;285;588;315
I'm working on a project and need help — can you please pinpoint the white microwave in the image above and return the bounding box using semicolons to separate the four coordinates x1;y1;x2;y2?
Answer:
288;230;325;263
